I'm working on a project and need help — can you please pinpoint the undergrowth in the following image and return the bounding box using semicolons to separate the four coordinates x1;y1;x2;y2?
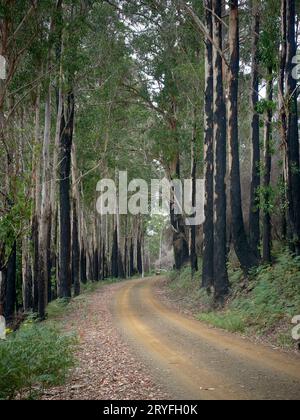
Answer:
168;251;300;348
0;277;122;400
0;322;77;400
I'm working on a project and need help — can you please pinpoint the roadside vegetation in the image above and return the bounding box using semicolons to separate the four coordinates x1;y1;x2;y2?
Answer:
0;278;121;400
0;322;77;400
167;251;300;349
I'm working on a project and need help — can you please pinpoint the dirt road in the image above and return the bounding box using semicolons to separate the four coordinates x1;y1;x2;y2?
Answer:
113;277;300;400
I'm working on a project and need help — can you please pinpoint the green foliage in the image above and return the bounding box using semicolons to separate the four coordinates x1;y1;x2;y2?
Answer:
169;252;300;348
257;184;276;214
0;182;32;261
198;312;246;333
0;323;77;400
213;253;300;341
255;99;276;115
46;299;71;320
258;0;280;71
168;265;214;310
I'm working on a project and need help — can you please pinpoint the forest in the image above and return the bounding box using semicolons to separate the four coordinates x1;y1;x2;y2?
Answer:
0;0;300;402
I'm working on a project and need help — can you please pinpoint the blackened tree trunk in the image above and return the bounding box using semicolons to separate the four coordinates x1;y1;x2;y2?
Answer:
129;238;135;277
80;246;87;284
111;226;119;278
124;217;128;278
39;84;52;319
4;243;16;321
285;0;300;255
116;209;125;279
94;246;99;281
32;87;41;313
22;238;32;312
137;218;143;275
72;199;80;296
47;218;52;303
32;214;39;312
202;0;214;290
59;91;75;299
137;237;143;276
88;251;94;281
279;0;288;243
228;0;258;272
262;71;273;263
190;117;198;276
249;1;261;258
278;0;289;240
102;242;106;280
118;250;125;279
212;0;229;302
169;155;190;270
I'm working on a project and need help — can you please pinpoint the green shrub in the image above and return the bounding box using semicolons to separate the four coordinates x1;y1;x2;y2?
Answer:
168;251;300;347
0;323;77;400
198;312;246;333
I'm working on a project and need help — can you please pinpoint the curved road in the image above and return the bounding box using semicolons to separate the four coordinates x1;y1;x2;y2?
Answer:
112;278;300;400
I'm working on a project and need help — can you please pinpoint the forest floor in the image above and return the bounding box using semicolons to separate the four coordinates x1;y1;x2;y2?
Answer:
42;277;300;400
41;281;168;400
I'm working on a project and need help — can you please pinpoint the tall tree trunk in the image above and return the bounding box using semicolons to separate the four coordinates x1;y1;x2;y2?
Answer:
169;154;190;270
249;1;261;258
228;0;258;272
80;199;87;284
202;0;214;290
285;0;300;254
212;0;229;302
72;199;80;296
22;237;32;312
39;84;52;319
124;216;128;278
116;202;125;279
71;143;81;295
137;218;143;275
190;115;198;276
129;238;135;277
111;224;118;278
262;71;273;263
80;246;87;284
32;88;41;313
58;91;75;298
4;243;16;321
279;0;288;244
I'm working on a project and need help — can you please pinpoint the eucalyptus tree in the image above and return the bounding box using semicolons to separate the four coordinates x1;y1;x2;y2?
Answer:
211;0;229;300
280;0;300;255
227;0;259;272
202;0;214;290
249;0;261;258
